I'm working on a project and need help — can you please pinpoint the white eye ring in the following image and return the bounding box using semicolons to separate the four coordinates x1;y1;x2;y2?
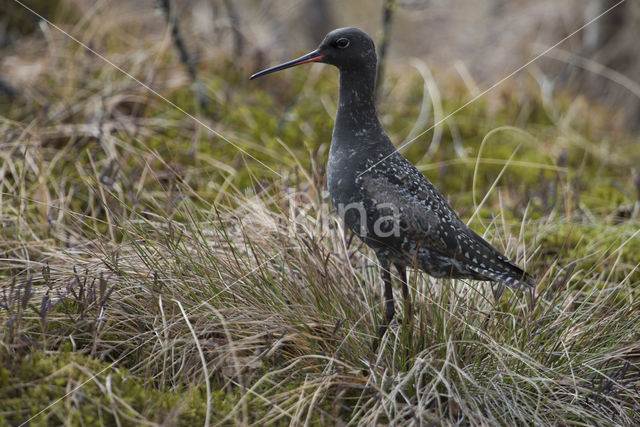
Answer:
336;38;350;49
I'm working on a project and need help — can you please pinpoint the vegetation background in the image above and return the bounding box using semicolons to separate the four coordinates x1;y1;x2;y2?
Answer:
1;0;639;425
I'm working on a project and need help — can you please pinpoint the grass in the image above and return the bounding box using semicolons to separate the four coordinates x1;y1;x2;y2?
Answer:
1;3;640;425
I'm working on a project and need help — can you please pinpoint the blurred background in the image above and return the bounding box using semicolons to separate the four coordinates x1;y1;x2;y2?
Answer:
1;0;639;131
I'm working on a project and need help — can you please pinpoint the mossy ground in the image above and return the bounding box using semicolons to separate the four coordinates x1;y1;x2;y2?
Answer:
0;351;277;426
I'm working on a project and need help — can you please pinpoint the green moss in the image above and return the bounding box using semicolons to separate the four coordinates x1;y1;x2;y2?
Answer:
0;350;341;425
533;221;640;286
0;351;234;425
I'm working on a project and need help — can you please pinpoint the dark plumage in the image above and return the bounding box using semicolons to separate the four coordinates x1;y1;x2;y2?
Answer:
251;27;535;339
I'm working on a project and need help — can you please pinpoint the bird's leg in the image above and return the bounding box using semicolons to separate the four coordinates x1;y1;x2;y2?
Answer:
373;263;395;351
394;263;412;369
379;266;395;328
383;267;395;324
394;263;412;319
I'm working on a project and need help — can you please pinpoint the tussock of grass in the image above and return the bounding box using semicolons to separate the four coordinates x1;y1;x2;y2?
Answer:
2;3;640;425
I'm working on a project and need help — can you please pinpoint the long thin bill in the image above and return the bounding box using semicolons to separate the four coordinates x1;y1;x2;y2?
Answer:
249;50;324;80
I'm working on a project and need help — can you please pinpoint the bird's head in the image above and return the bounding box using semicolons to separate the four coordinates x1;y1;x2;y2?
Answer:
249;27;376;80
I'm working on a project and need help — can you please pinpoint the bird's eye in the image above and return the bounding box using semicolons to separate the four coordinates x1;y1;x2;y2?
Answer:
335;38;350;49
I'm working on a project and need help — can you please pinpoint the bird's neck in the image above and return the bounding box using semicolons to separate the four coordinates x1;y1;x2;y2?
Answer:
335;68;381;137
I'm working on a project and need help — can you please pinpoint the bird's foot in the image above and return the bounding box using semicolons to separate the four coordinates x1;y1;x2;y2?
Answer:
372;324;389;353
385;301;395;324
402;302;413;319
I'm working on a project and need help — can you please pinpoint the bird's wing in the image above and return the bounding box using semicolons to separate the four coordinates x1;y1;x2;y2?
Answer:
358;155;461;256
359;154;536;287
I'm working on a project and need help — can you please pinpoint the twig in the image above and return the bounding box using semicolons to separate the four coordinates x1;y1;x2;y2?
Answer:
158;0;208;108
223;0;244;57
375;0;396;101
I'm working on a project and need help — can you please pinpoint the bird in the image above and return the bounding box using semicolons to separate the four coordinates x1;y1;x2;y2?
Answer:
250;27;536;342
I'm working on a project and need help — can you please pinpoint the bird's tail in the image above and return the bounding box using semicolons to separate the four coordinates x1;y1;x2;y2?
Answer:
462;228;536;289
496;261;536;290
465;257;536;289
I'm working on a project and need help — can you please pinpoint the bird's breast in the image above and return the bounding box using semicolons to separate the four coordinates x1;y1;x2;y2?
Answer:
327;141;368;207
